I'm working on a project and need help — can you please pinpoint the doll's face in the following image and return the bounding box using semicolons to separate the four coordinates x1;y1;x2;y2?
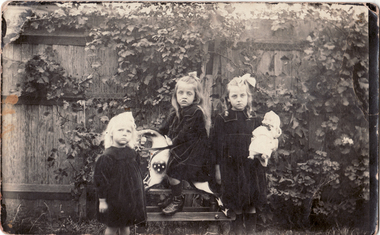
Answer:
228;85;248;111
176;81;195;108
112;122;133;147
263;111;281;129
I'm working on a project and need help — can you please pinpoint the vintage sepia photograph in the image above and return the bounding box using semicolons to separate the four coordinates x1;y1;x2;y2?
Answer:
1;2;377;235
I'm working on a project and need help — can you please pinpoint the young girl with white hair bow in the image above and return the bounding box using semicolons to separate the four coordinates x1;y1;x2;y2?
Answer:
212;74;266;234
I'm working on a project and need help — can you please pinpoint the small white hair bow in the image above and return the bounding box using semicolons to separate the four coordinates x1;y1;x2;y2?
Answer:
188;71;199;80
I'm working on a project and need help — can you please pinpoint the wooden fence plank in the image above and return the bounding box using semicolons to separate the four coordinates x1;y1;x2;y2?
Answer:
257;51;274;76
46;106;56;183
54;45;70;76
50;105;66;184
231;47;243;76
274;50;293;91
18;105;27;183
27;105;38;184
21;43;33;63
210;39;223;116
12;106;25;183
12;43;23;92
2;43;14;96
37;105;50;183
2;106;19;183
29;105;37;184
79;187;87;221
2;183;72;193
291;50;301;91
274;50;282;76
8;105;21;184
32;43;48;56
73;45;85;78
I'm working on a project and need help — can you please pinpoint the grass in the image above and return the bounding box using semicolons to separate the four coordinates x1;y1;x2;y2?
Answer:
3;217;371;235
3;216;106;234
2;202;371;235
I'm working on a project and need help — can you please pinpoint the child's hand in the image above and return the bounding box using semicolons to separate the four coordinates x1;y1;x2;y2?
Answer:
259;154;270;167
99;199;108;213
247;155;254;160
215;165;221;185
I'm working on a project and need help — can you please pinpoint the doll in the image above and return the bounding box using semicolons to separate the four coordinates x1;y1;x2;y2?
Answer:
248;110;281;167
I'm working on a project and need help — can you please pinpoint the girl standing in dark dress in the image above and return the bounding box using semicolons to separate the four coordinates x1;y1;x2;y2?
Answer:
212;75;267;234
94;112;146;235
157;72;212;216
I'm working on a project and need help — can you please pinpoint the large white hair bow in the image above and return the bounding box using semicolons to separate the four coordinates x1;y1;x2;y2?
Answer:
238;74;256;87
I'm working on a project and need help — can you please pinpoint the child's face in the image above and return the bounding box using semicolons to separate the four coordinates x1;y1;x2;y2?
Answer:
111;123;133;147
228;85;248;111
176;81;195;108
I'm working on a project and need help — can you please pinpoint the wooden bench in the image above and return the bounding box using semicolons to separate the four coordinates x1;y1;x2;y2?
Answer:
146;188;235;222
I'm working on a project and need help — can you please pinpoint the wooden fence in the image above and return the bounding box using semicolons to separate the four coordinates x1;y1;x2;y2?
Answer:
1;19;316;220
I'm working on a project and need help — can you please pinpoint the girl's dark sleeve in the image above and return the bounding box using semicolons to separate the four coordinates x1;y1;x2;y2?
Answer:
158;111;175;136
211;115;224;165
93;155;113;198
171;109;205;146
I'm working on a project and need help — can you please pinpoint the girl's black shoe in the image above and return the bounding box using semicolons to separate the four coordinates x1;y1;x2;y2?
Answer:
162;195;184;216
233;214;245;235
245;213;257;235
157;195;173;209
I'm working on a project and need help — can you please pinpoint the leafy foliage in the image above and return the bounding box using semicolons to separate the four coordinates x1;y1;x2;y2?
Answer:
254;4;369;229
20;47;90;99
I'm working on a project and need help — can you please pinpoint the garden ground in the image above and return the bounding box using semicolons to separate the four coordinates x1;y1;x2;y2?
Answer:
2;216;371;235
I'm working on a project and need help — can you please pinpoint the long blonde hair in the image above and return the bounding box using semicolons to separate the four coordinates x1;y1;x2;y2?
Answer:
224;74;256;116
103;112;137;149
171;72;211;136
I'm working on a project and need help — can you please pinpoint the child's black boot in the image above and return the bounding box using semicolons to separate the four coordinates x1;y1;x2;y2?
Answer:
157;195;173;209
162;181;184;216
232;214;245;235
245;213;257;235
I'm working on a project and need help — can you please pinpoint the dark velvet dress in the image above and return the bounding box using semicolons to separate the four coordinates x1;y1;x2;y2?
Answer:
212;109;267;212
94;146;147;227
158;104;212;182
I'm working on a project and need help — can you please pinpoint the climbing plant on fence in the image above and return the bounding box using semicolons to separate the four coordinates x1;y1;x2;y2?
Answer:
253;5;369;228
15;2;369;229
